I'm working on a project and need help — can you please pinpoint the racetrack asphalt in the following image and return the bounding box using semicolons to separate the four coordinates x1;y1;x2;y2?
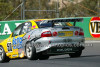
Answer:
0;41;100;67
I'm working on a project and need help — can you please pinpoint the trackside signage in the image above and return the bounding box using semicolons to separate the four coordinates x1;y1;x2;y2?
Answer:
70;17;100;38
0;20;26;39
89;17;100;38
0;23;21;35
0;17;100;40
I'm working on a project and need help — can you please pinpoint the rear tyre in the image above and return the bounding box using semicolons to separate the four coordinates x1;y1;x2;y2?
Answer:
0;46;10;63
26;42;37;60
39;55;49;60
69;51;82;58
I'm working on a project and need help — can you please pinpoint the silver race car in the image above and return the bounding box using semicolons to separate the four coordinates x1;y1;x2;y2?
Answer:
23;18;85;60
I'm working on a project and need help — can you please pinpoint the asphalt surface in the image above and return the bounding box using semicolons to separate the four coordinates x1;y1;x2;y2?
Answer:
0;42;100;67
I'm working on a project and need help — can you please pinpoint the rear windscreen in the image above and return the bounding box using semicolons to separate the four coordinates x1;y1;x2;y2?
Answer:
36;21;72;28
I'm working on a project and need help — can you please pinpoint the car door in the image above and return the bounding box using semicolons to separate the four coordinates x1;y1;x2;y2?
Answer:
6;23;24;58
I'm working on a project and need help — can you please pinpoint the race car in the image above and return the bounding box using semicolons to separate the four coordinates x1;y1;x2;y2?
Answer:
0;18;85;63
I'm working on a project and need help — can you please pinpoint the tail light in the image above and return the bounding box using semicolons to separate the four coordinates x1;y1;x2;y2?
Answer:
53;32;58;36
75;31;79;36
41;31;52;37
79;28;84;36
79;32;84;36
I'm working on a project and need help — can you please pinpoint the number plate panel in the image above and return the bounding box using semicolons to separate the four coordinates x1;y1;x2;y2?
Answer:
58;31;73;37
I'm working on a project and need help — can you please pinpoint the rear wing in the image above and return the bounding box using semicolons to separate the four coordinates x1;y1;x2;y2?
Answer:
47;18;83;26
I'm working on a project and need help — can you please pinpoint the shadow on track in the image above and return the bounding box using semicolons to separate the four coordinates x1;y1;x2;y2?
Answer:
49;55;100;60
81;55;100;57
6;55;100;61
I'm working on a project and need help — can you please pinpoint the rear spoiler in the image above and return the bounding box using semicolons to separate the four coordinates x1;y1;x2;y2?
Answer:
47;18;83;26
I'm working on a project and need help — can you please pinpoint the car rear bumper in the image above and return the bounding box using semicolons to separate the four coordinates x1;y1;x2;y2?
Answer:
41;46;84;55
35;36;85;54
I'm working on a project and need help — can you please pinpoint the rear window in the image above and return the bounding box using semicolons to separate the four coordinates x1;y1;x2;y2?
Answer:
36;21;70;28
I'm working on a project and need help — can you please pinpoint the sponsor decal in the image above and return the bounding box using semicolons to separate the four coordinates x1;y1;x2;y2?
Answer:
12;37;23;49
89;17;100;38
12;54;17;57
33;25;36;28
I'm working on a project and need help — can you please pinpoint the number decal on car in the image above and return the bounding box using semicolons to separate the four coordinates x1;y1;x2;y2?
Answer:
7;42;12;52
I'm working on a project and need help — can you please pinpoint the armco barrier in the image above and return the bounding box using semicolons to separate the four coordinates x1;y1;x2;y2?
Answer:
0;17;100;40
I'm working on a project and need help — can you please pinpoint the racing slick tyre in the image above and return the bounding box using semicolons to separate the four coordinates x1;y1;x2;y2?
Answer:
69;50;82;58
39;55;49;60
0;46;10;63
26;42;37;60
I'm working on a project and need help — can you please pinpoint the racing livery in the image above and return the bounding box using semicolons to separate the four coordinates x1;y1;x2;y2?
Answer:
0;18;85;62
